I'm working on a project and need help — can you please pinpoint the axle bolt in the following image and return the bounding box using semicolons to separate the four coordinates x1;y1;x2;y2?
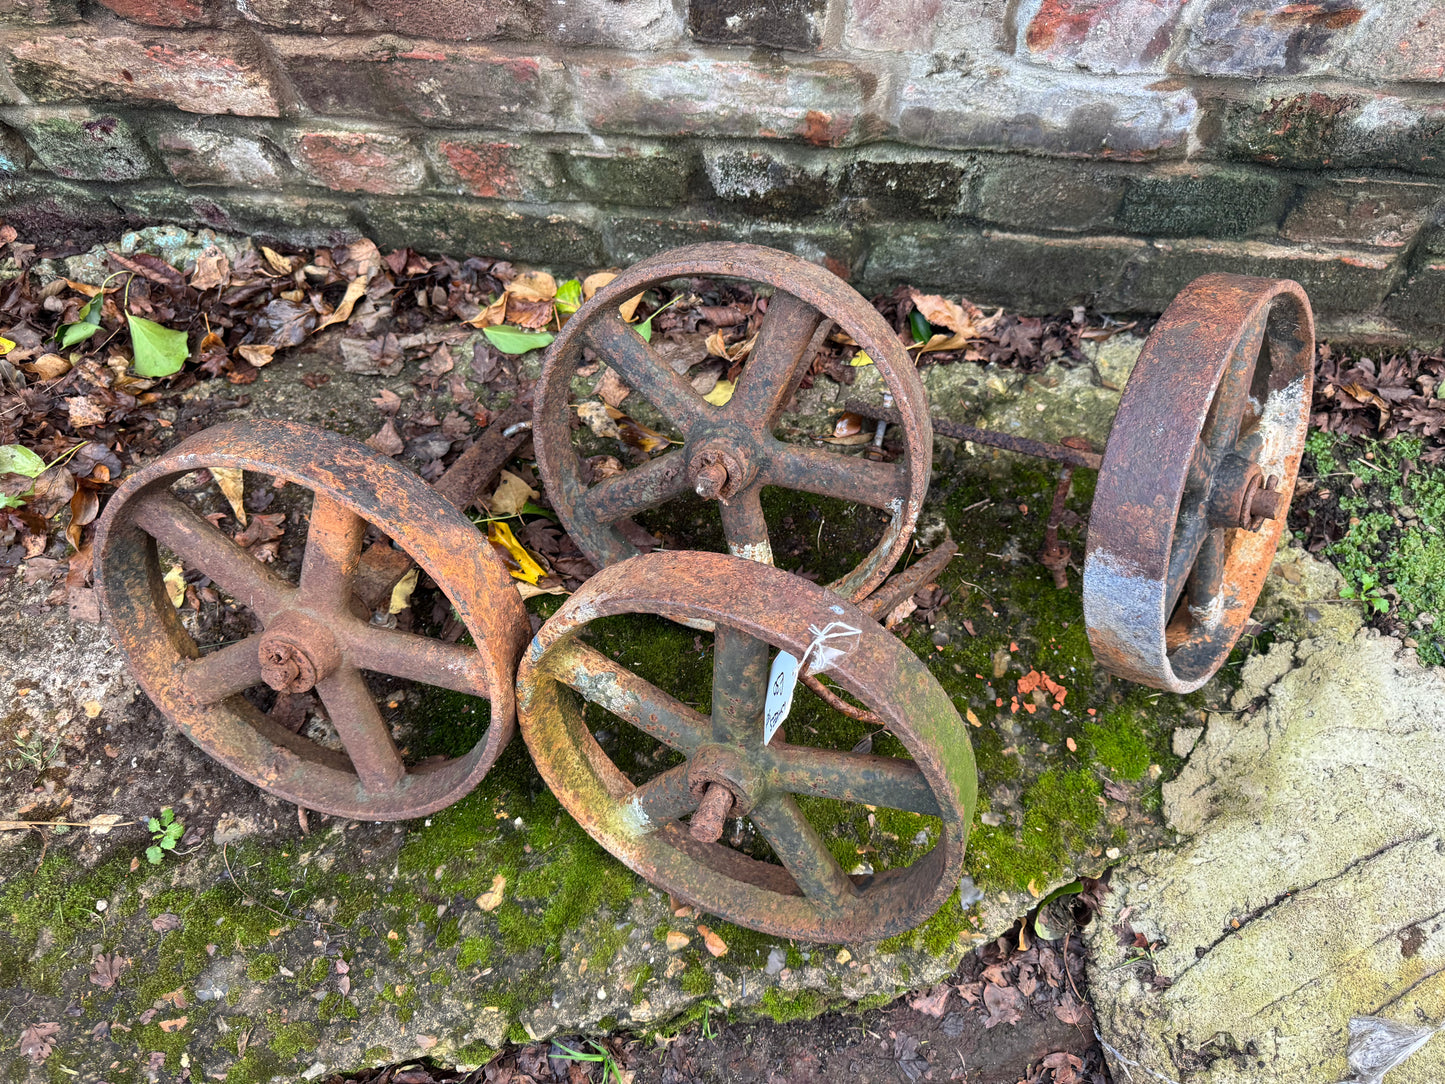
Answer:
694;460;729;501
1249;481;1284;524
689;782;733;843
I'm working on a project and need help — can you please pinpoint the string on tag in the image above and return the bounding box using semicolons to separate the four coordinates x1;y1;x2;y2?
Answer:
762;621;861;745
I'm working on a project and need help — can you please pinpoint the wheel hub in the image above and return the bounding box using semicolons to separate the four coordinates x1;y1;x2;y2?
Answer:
1209;454;1282;531
686;743;765;840
688;440;753;502
257;612;341;694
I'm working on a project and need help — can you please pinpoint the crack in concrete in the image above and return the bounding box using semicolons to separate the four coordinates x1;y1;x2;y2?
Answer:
1169;831;1433;983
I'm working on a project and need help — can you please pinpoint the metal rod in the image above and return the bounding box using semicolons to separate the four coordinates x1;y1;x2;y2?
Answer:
845;398;1105;471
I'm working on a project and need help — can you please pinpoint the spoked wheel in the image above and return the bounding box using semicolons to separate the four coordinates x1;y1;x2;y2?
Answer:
1083;274;1315;693
516;550;977;942
94;419;530;820
534;242;932;602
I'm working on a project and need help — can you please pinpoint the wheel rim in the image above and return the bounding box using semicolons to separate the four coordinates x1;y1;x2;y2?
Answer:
534;242;932;603
516;550;976;943
94;418;530;820
1083;274;1315;693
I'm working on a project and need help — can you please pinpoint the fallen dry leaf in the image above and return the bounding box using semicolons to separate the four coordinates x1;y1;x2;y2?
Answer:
151;912;183;933
236;344;277;367
665;931;690;952
211;466;246;526
387;567;418;616
489;469;539;516
19;1022;59;1064
158;1016;188;1032
595;367;631;408
508;269;557;302
696;924;728;957
88;952;128;990
189;247;230;292
365;419;404;457
316;276;368;331
66;395;107;428
908;984;952;1018
476;874;506;912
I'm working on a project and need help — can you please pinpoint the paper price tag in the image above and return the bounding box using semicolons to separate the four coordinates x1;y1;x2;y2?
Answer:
762;650;800;746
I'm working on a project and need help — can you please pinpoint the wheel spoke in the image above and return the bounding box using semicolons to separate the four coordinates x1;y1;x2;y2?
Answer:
763;444;908;511
1186;528;1226;626
299;494;367;612
622;765;698;833
582;309;708;433
719;486;774;565
314;665;406;793
579;448;691;525
343;621;491;699
183;637;264;704
1199;307;1268;462
749;795;857;906
544;639;709;752
1165;502;1213;616
727;293;825;431
765;743;940;817
131;491;294;622
710;622;770;743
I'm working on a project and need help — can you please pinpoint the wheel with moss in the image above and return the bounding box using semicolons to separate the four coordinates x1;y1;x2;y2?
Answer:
533;242;933;603
94;419;530;820
1084;274;1315;693
516;549;977;943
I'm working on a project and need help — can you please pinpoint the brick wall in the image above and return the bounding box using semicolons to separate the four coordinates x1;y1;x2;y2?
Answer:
1;0;1443;340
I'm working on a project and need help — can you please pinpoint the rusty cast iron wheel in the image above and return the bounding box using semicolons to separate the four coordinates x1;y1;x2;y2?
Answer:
1083;274;1315;693
534;243;932;602
515;550;977;942
94;419;530;820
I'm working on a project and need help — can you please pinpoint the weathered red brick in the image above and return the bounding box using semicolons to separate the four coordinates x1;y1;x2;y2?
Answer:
150;116;290;188
1339;3;1445;82
0;0;79;25
689;0;826;51
1282;177;1443;248
429;136;558;200
1175;0;1366;77
93;0;216;29
2;26;284;116
897;60;1195;158
844;0;942;52
238;0;538;40
1022;0;1184;73
289;129;429;195
269;36;560;130
572;54;878;146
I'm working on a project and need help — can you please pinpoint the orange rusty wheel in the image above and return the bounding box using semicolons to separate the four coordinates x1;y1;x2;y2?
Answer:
95;419;529;820
1083;274;1315;693
534;243;932;603
516;550;977;943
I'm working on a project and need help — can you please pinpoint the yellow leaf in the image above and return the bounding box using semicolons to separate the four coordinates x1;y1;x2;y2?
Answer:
236;344;277;367
163;564;185;608
508;270;557;302
0;336;14;356
850;350;874;367
489;469;538;516
388;567;419;615
466;293;508;328
316;275;368;331
65;279;102;298
583;271;615;300
24;353;71;380
1026;878;1042;899
476;874;506;912
488;521;546;585
260;246;295;275
966;709;981;727
702;379;735;406
211;466;246;527
87;813;123;836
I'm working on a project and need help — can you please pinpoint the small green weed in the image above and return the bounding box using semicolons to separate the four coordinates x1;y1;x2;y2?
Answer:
1340;570;1390;613
145;807;184;865
551;1040;626;1084
5;733;62;772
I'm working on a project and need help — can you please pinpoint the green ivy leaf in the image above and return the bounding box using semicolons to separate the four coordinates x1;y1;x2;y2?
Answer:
58;294;103;348
482;325;555;356
0;444;47;478
128;315;189;377
145;845;163;865
554;278;582;315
